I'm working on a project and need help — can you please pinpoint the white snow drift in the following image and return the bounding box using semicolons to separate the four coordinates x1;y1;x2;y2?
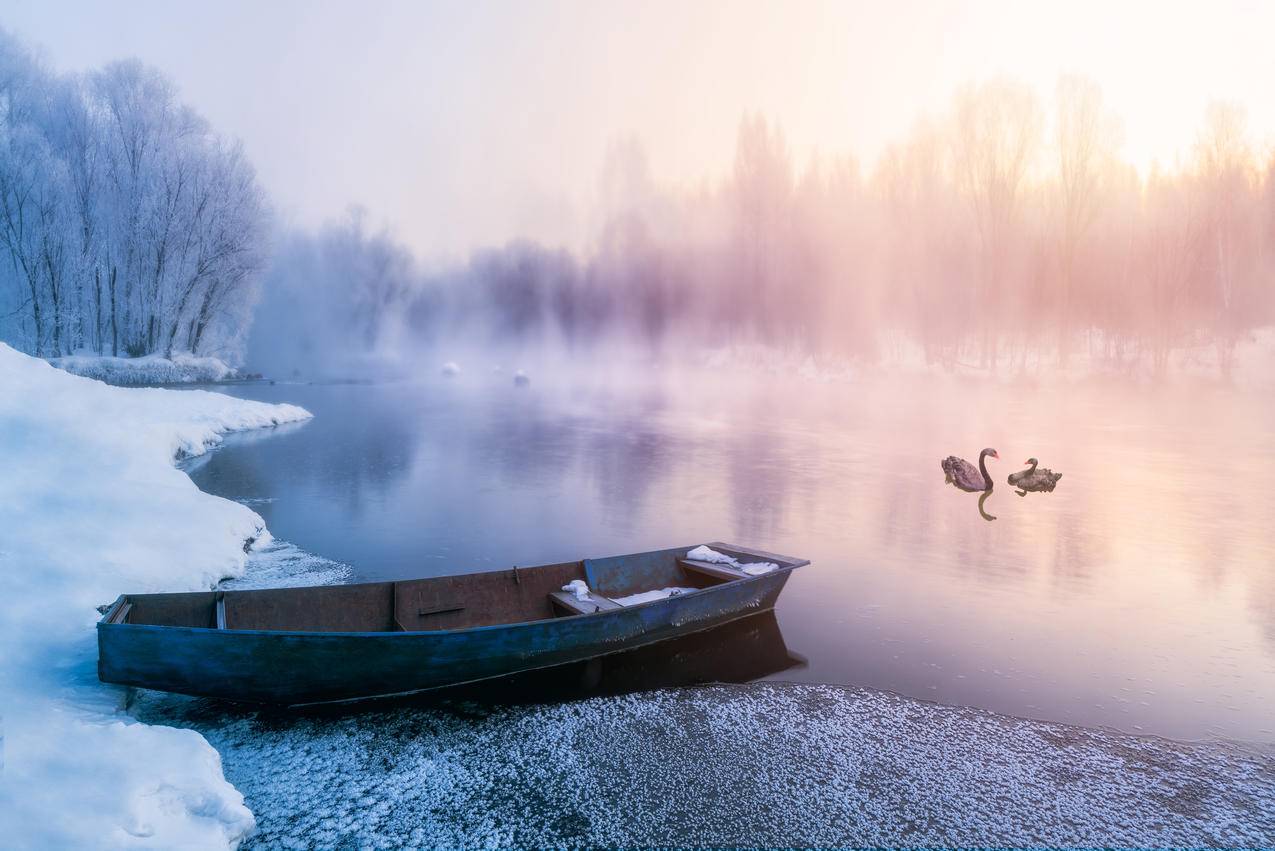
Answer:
561;579;591;601
611;587;696;607
48;352;239;385
686;545;778;575
0;343;310;848
561;578;697;607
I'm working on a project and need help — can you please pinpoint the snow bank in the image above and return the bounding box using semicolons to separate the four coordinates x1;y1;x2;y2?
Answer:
612;587;696;607
686;545;778;575
0;343;312;848
48;352;238;385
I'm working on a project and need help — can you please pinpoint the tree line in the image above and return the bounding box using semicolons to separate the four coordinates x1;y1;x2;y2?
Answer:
5;18;1267;376
254;75;1274;376
0;30;267;360
559;78;1275;373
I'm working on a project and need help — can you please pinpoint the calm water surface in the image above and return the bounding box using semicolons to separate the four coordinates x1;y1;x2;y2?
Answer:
190;367;1275;743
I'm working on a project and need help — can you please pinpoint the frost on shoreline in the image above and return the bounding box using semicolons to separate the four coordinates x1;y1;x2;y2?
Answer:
134;682;1275;848
220;538;351;591
0;343;311;848
48;351;240;386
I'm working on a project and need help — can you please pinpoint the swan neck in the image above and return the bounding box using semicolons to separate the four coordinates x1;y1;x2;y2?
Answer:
978;451;991;489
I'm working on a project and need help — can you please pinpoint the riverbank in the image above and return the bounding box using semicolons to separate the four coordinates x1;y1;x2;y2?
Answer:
136;681;1274;848
0;343;310;848
46;352;258;386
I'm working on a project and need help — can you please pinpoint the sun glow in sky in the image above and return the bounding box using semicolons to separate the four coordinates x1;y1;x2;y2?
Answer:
6;0;1273;255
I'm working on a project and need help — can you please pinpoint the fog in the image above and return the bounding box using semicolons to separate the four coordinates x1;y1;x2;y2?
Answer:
9;1;1275;257
248;80;1275;379
2;9;1272;379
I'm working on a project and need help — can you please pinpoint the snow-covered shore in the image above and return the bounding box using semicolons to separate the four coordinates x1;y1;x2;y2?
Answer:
47;352;240;386
0;343;310;848
137;682;1275;848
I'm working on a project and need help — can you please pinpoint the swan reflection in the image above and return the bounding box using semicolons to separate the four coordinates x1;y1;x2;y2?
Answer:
978;489;996;522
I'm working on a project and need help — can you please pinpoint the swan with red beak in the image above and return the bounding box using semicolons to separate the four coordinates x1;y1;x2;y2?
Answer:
941;447;999;492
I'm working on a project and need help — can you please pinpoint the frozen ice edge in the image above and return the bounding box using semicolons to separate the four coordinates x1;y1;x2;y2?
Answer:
221;538;351;591
134;681;1275;849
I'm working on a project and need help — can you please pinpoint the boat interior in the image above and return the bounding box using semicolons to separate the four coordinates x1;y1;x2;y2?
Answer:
101;543;807;633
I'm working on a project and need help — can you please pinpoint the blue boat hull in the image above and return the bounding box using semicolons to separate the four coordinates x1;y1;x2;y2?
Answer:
98;567;794;704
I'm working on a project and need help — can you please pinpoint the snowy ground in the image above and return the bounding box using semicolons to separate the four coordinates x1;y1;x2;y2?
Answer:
0;343;310;848
48;351;239;385
135;682;1274;848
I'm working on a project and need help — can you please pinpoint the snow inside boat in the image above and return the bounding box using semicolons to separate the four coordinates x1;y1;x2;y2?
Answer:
97;542;809;704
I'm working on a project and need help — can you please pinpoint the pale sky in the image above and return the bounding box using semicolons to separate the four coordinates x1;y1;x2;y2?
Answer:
4;0;1273;257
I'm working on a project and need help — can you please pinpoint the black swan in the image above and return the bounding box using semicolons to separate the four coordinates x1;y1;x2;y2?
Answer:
941;448;998;492
1007;458;1062;495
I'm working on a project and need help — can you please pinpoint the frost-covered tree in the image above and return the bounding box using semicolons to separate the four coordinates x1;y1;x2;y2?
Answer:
876;119;971;364
0;30;268;362
730;114;794;336
240;71;1273;378
247;209;417;377
1193;101;1259;372
952;78;1042;367
1053;74;1121;362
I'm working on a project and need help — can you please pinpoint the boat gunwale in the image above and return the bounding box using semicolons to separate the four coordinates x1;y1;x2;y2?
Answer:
99;558;809;639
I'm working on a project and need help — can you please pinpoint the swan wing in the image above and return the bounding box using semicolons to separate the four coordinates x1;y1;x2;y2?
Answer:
942;456;982;490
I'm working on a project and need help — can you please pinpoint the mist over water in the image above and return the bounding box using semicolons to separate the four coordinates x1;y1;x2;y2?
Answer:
190;364;1275;744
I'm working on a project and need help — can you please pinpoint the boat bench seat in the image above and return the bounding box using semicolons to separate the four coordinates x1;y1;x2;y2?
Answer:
549;590;621;616
678;558;749;582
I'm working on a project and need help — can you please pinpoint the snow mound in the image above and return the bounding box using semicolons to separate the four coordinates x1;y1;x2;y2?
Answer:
612;587;696;606
686;545;778;575
562;579;591;601
48;352;239;385
0;343;312;848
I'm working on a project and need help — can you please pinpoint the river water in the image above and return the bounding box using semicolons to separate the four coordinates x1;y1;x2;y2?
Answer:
186;364;1275;744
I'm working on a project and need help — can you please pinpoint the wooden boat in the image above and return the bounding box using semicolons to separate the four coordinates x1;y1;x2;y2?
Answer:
98;542;809;705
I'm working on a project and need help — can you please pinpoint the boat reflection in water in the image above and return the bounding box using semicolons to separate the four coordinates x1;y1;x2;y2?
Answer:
138;611;804;725
326;611;804;713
